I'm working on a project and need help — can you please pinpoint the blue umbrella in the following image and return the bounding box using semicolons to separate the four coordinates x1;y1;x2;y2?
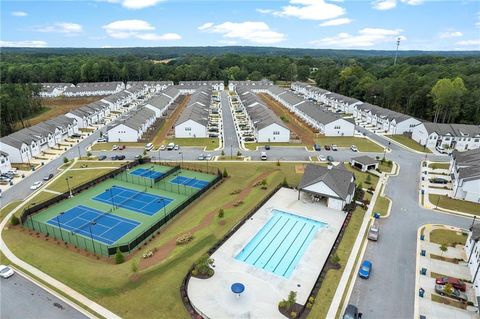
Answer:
231;283;245;295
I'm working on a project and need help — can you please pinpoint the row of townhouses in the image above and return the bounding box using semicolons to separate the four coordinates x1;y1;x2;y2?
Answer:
450;149;480;203
291;82;480;151
175;88;213;138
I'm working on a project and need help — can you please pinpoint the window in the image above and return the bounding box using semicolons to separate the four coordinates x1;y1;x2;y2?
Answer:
475;139;479;142
273;131;280;135
185;127;191;131
334;126;341;129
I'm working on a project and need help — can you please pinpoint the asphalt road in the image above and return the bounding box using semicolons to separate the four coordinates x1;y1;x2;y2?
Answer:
0;272;88;319
220;91;240;151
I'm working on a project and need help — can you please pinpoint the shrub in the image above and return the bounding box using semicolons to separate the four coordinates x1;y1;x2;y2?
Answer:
277;160;281;166
221;150;225;156
290;311;297;318
223;168;228;178
193;254;214;277
332;254;340;264
10;216;20;226
261;179;267;186
306;302;313;309
218;209;224;218
278;300;288;309
176;233;194;245
308;296;315;304
131;262;138;273
191;269;198;276
63;157;69;164
115;248;125;264
86;151;92;157
282;177;289;187
387;160;393;166
237;150;242;157
365;174;372;184
287;291;297;309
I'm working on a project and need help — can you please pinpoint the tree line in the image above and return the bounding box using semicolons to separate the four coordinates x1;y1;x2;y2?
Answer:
0;53;478;137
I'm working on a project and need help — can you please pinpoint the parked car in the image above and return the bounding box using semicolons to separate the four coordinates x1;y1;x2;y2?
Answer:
174;144;179;150
429;177;449;184
30;181;43;190
435;284;468;302
318;155;327;161
159;144;166;150
145;143;153;151
134;155;142;160
260;152;268;161
0;265;15;279
436;146;449;154
119;145;126;150
324;145;331;151
43;173;54;181
327;155;334;162
358;260;372;279
111;155;119;160
71;133;82;138
98;155;107;161
368;223;379;241
314;144;321;151
97;137;107;143
331;144;338;151
351;145;358;152
343;304;362;319
112;144;119;150
204;154;212;161
167;142;175;150
117;155;126;160
197;154;205;160
435;277;467;292
264;145;271;150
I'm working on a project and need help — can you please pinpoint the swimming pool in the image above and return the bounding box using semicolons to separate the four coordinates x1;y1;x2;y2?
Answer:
235;209;327;278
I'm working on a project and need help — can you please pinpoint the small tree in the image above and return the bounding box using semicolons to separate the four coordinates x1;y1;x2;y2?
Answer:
223;168;228;178
332;253;340;264
261;179;267;186
115;248;125;264
10;215;20;226
86;151;92;157
221;150;225;156
282;177;288;187
63;157;69;164
237;150;242;157
193;254;214;276
277;160;281;166
131;261;138;273
365;174;371;184
439;243;448;256
287;291;297;309
218;208;224;218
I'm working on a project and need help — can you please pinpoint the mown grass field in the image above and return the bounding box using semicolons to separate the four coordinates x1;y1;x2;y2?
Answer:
244;142;306;150
428;162;450;170
315;136;384;152
386;135;432;153
429;194;480;215
163;138;219;151
430;229;468;247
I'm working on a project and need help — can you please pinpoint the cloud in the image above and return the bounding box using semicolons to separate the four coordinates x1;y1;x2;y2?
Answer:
476;12;480;28
35;23;83;34
311;27;404;48
198;21;286;44
438;31;463;38
0;40;47;47
256;9;273;14
11;11;28;17
272;0;345;21
372;0;423;10
102;19;180;41
456;39;480;47
319;18;352;26
103;0;165;10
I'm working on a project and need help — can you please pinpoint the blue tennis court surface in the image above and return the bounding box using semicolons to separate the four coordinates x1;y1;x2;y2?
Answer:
46;205;139;245
93;185;173;216
235;210;326;278
129;168;164;180
170;176;209;189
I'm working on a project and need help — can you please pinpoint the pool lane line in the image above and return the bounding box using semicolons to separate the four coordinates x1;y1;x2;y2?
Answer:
265;222;307;272
271;222;310;274
252;219;297;266
281;224;316;277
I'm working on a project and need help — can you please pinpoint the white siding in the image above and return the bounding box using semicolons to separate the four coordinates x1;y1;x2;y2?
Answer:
324;119;355;136
175;119;208;138
107;124;139;142
0;154;12;173
257;123;290;143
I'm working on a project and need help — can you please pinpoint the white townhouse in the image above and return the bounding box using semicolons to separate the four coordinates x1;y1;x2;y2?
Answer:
39;83;74;98
144;87;180;118
411;122;480;151
174;89;211;138
8;131;41;157
64;82;125;97
163;86;180;101
0;137;32;163
0;151;12;173
465;224;480;305
45;115;79;140
127;81;173;94
23;126;57;150
228;80;273;91
66;108;94;128
179;81;224;91
237;89;290;143
450;149;480;203
321;92;362;114
298;163;356;211
107;107;156;142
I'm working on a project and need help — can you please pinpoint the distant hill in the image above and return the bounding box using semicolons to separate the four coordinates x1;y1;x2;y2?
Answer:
2;46;479;58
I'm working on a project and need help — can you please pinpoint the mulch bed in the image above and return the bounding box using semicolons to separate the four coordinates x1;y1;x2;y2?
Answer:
278;303;303;318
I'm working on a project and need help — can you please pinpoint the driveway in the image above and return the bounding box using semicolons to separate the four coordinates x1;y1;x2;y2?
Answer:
220;91;240;151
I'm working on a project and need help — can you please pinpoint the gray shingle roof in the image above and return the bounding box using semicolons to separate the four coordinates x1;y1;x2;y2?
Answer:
299;163;355;200
175;88;211;126
351;156;378;166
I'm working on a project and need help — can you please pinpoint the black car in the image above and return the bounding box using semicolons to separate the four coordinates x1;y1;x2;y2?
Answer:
429;177;449;184
71;133;82;138
324;145;331;151
98;155;107;161
327;155;334;162
314;144;321;151
343;305;362;319
111;155;119;160
265;145;271;150
117;155;126;160
43;173;54;181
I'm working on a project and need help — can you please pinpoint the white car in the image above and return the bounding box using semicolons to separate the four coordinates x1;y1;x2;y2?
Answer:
351;145;358;152
112;144;119;150
205;154;212;161
145;143;153;151
0;265;14;279
97;138;107;143
159;144;166;150
174;144;179;150
331;144;338;151
318;155;327;161
30;181;43;190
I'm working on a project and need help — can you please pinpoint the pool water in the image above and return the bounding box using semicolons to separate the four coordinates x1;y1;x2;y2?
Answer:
235;209;327;278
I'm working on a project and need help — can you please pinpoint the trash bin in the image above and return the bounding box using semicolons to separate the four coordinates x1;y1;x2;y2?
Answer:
421;189;425;195
420;234;425;241
374;213;380;219
419;288;425;298
421;249;426;256
420;268;427;275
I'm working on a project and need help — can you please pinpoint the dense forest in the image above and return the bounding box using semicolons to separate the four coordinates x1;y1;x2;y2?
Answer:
1;50;479;137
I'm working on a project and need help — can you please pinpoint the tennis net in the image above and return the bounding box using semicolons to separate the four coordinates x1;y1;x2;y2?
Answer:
71;208;112;235
115;188;148;210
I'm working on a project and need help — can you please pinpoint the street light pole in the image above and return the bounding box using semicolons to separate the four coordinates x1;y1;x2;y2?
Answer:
179;152;183;168
56;212;65;242
89;222;96;255
65;176;73;197
108;188;115;209
77;145;81;159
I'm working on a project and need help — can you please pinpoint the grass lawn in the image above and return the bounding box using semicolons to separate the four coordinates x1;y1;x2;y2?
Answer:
90;142;145;151
372;194;390;216
164;138;219;151
431;294;467;310
315;136;384;152
429;162;450;170
46;168;117;193
429;194;480;215
1;201;21;221
2;162;307;319
244;142;305;150
386;135;432;153
430;229;468;247
345;164;379;188
71;161;125;169
309;207;367;319
378;161;394;174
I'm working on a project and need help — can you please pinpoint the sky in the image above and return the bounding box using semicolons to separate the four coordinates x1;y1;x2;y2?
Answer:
1;0;479;51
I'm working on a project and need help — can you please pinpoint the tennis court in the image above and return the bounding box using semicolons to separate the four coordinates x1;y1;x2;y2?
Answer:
129;168;164;180
170;176;210;189
46;205;140;245
93;185;173;216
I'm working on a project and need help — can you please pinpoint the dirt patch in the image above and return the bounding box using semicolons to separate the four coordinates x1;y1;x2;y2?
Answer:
139;171;273;270
258;93;316;145
152;95;191;146
295;164;306;174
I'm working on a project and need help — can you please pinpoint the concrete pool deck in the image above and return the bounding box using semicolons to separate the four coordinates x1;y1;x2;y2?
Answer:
187;187;346;319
